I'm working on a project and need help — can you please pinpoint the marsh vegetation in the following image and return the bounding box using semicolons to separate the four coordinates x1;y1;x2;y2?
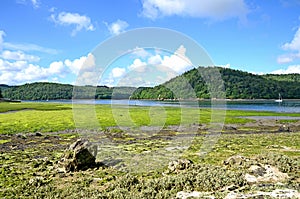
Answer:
0;102;299;198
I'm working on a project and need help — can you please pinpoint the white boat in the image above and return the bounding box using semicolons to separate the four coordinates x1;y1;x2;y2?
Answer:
275;93;283;103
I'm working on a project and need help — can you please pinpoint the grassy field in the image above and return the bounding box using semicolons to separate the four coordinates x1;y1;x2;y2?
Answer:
0;102;299;134
0;102;299;198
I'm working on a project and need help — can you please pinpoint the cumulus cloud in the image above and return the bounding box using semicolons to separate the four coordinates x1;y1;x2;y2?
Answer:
105;20;129;35
161;45;193;73
0;59;63;84
111;67;126;78
128;58;147;72
64;54;95;75
141;0;249;21
0;53;97;85
277;27;300;64
130;47;151;58
271;65;300;74
128;45;192;74
50;12;95;36
1;50;40;62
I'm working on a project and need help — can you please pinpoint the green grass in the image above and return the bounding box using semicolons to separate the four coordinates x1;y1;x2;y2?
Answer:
0;102;71;112
0;139;10;144
0;102;299;134
186;132;300;165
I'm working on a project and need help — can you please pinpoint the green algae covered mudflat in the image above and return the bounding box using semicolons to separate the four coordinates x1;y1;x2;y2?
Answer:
0;102;299;198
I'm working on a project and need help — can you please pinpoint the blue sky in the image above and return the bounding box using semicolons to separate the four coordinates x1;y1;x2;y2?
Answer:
1;0;300;86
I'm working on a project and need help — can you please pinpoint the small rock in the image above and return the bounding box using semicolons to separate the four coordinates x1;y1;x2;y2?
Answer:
278;125;290;132
223;155;249;167
16;133;27;139
223;126;237;131
35;132;43;136
168;159;193;173
244;173;257;184
29;176;45;186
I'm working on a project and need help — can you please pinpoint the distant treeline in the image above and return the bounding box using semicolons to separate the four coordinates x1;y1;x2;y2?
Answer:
0;83;135;100
1;67;300;100
130;67;300;99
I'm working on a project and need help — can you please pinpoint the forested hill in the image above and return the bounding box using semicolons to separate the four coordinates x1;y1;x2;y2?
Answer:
1;67;300;100
131;67;300;99
1;82;135;100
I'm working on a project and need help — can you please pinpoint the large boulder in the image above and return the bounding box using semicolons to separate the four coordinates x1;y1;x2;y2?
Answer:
58;139;97;172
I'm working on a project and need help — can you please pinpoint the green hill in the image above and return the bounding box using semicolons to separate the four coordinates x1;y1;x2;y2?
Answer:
2;67;300;100
2;82;135;100
131;67;300;99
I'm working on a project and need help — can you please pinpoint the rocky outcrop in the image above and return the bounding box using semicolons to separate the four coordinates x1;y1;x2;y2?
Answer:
245;164;289;184
57;139;97;172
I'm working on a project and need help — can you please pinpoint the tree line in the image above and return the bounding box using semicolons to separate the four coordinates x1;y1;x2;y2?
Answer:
131;67;300;99
1;82;135;100
1;67;300;100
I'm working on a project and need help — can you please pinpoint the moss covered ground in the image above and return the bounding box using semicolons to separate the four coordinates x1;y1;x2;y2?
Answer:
0;102;299;198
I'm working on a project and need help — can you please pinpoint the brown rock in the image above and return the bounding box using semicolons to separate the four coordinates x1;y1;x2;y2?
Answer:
58;139;97;172
168;159;193;173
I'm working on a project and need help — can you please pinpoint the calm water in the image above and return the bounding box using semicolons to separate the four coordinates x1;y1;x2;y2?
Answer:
25;99;300;113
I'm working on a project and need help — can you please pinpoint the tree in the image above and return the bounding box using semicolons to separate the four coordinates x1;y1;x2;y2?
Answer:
0;88;2;98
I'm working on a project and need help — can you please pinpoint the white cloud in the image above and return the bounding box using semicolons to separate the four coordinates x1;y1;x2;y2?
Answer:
51;12;95;36
219;63;231;68
49;61;65;74
277;55;294;64
148;54;162;65
128;58;147;72
111;67;126;78
3;42;58;54
282;27;300;51
141;0;249;21
278;27;300;63
105;20;129;35
64;53;95;75
75;71;99;86
0;59;27;72
0;59;65;85
16;0;40;8
1;50;40;62
0;51;97;85
130;47;151;58
271;65;300;74
31;0;40;8
127;45;192;74
161;45;193;73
